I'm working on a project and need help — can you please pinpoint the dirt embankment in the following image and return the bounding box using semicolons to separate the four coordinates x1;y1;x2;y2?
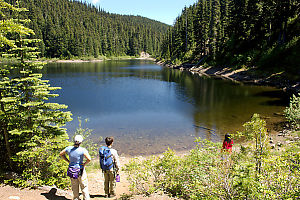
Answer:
157;61;300;94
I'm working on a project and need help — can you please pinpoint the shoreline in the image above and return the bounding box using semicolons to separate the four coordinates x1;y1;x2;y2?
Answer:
45;56;155;63
157;61;300;94
51;59;104;63
1;130;294;200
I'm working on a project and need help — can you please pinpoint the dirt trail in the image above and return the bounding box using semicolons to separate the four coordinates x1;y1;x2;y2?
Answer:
87;156;131;199
0;157;130;200
0;156;178;200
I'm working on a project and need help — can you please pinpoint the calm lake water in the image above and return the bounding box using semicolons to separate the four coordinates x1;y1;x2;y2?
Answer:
42;60;289;156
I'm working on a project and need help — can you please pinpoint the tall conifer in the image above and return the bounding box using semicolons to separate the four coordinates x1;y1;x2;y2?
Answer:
0;0;72;186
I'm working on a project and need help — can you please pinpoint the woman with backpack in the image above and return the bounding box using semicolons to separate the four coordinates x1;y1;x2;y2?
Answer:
60;135;91;200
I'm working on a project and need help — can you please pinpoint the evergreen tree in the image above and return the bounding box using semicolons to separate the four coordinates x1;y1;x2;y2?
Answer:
3;0;169;58
160;0;299;72
0;0;72;187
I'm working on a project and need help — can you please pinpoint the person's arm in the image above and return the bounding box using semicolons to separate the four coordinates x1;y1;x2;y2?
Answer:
112;150;120;172
59;149;69;163
82;151;91;167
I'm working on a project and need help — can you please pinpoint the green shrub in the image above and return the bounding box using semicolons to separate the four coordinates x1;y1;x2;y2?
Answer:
284;93;300;130
72;117;102;158
124;115;300;199
9;134;71;189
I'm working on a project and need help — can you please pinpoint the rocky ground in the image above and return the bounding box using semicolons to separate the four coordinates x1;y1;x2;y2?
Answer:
157;61;300;94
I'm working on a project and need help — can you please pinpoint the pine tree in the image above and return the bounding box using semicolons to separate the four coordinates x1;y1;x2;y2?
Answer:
160;0;299;71
11;0;169;58
0;0;72;187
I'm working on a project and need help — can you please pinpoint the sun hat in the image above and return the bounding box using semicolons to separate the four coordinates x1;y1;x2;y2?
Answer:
74;135;83;144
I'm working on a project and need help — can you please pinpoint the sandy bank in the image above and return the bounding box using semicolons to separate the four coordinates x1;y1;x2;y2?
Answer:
49;59;104;63
135;57;156;61
47;56;155;63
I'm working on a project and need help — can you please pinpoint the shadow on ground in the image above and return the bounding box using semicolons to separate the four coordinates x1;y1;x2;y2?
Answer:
41;188;70;200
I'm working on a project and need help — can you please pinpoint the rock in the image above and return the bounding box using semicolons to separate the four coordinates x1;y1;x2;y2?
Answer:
270;144;275;149
269;139;274;144
277;142;283;147
9;196;20;200
140;51;150;58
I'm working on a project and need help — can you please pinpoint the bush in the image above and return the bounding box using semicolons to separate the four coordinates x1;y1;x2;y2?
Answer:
72;117;102;158
284;93;300;130
124;115;300;199
8;135;71;189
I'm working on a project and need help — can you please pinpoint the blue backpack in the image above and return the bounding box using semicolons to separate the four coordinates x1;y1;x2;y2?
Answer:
99;146;114;171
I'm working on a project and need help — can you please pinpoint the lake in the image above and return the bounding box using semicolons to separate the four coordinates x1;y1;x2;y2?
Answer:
42;59;288;156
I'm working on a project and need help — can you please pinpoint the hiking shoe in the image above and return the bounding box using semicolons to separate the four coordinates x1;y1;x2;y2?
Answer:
108;194;116;198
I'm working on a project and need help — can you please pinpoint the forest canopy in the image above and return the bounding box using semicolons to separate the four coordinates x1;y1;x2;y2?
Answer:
159;0;300;74
5;0;170;58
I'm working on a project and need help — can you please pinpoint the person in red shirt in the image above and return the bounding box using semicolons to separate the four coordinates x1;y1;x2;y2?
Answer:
222;133;233;153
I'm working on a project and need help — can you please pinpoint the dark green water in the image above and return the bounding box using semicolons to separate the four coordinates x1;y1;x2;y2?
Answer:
42;60;288;156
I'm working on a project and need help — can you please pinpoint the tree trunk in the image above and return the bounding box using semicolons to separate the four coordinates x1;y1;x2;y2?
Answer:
268;21;272;44
0;91;13;170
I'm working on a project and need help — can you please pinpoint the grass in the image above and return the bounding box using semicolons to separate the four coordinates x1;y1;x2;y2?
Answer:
86;160;101;173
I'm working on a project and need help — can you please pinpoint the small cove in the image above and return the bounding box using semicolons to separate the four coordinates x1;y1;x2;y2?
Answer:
42;60;289;156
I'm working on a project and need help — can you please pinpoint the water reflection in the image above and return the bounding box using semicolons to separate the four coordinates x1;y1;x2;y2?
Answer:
41;60;288;155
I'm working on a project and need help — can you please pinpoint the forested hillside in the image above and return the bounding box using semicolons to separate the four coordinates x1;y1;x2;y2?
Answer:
6;0;169;58
160;0;299;74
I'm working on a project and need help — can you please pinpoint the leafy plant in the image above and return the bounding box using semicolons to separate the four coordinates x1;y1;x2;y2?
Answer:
11;135;71;188
284;93;300;130
234;113;269;174
73;117;102;158
124;116;299;199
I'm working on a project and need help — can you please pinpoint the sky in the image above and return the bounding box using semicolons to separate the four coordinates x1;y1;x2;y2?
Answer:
85;0;198;25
